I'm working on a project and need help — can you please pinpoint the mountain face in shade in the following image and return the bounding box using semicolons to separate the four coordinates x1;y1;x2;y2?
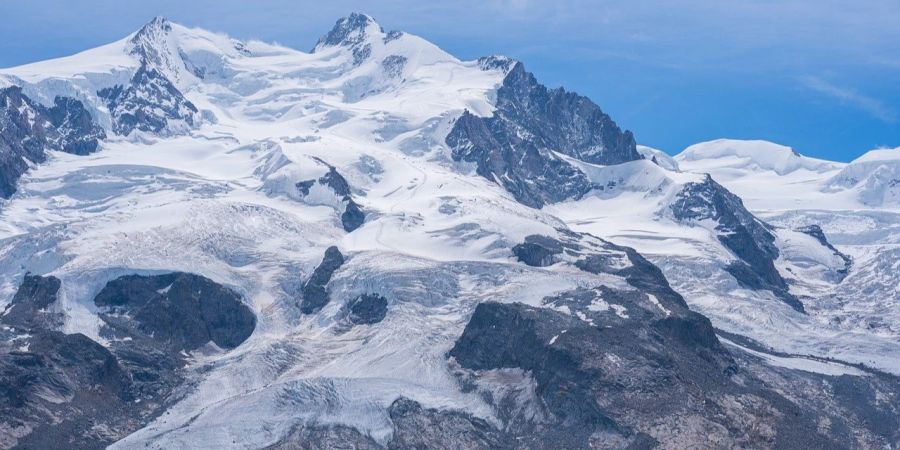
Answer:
446;60;642;208
0;13;898;450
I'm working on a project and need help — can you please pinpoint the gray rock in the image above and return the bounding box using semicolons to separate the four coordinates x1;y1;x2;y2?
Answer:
268;397;517;450
387;397;513;450
0;274;181;449
381;55;407;78
0;274;63;331
446;61;642;208
448;301;848;449
671;176;804;312
512;235;565;267
267;423;382;450
513;231;688;310
0;331;135;449
94;272;256;351
347;294;387;325
295;179;315;196
300;246;345;314
319;166;352;197
313;13;380;65
341;199;365;232
1;86;105;198
98;64;199;136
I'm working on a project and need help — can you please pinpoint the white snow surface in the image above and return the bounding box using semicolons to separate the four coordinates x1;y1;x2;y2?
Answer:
677;139;841;176
0;15;621;448
551;143;900;376
1;15;899;448
664;139;900;375
636;145;679;171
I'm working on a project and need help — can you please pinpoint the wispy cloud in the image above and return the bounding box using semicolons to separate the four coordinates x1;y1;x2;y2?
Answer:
801;76;897;123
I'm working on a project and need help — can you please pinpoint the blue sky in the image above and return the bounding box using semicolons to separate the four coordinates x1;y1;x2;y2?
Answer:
2;0;898;162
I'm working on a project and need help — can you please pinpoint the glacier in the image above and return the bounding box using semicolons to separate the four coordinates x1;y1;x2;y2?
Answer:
0;13;898;450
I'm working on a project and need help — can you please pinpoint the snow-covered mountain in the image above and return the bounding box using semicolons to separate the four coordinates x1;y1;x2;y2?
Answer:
1;14;898;449
673;139;900;383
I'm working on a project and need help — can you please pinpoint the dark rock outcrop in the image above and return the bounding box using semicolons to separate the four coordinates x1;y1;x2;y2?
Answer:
387;397;513;450
0;274;63;331
268;398;517;450
300;246;345;314
513;231;689;310
341;199;366;232
671;176;804;312
94;272;255;351
98;64;199;136
315;13;380;49
318;166;352;197
446;61;642;208
448;301;845;449
0;330;137;449
96;16;200;136
296;162;366;232
266;423;382;450
512;234;565;267
1;86;105;198
0;273;210;448
347;293;388;325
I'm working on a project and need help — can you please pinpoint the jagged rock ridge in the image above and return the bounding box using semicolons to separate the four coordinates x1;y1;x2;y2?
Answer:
446;61;641;208
0;87;105;198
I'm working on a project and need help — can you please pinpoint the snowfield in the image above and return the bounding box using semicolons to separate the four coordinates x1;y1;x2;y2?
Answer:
1;13;899;449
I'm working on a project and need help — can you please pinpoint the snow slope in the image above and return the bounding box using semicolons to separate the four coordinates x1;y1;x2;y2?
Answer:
0;14;619;448
1;14;898;449
668;139;900;376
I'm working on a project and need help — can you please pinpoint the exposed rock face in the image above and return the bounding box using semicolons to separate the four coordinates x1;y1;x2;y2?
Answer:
315;12;380;49
0;276;134;449
268;398;513;450
300;246;345;314
0;86;105;198
341;199;366;232
512;234;565;267
0;330;135;450
446;61;641;208
0;274;63;331
94;272;255;352
318;166;352;197
98;64;199;136
0;272;258;449
96;17;200;137
388;397;512;449
513;231;689;310
266;424;382;450
448;300;886;449
494;63;641;166
347;293;388;325
671;176;804;312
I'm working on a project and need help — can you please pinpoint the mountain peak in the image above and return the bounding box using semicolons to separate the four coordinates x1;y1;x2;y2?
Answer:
132;16;173;43
314;12;383;52
129;16;177;68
